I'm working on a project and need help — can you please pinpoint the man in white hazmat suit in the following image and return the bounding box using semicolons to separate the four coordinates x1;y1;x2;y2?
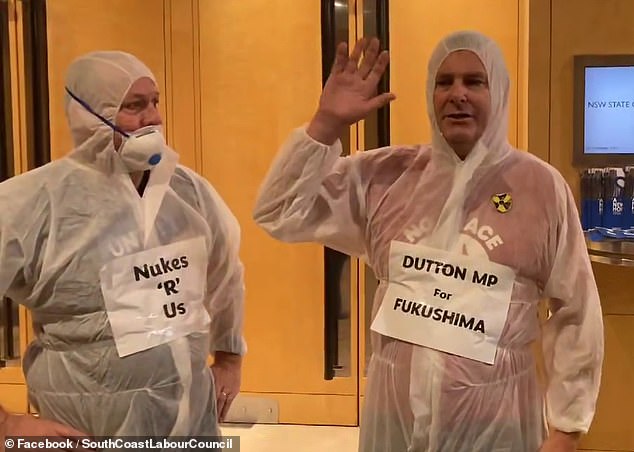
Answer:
0;51;245;443
253;32;604;451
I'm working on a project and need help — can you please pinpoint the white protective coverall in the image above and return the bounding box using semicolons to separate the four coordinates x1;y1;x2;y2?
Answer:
0;51;245;437
253;31;604;451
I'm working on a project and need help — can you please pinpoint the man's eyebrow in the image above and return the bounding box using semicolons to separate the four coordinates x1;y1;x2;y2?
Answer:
436;71;487;76
125;92;160;100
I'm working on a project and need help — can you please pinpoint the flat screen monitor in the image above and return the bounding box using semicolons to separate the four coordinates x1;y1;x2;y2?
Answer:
573;54;634;167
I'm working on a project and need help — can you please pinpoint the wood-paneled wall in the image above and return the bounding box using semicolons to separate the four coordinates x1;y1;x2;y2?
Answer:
530;1;634;449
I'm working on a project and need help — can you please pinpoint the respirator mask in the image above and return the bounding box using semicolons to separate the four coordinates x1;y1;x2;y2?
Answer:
116;125;164;171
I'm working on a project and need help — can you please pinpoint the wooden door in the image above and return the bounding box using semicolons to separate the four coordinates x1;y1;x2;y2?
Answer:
196;0;359;425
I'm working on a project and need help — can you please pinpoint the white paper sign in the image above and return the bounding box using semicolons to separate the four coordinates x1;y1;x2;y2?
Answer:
371;240;515;364
100;236;210;357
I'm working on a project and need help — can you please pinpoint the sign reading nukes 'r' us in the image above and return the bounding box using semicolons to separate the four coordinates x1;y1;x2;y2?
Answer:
132;254;191;319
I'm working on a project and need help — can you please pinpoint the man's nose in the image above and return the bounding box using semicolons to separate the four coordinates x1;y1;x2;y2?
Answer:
448;81;468;103
140;104;163;127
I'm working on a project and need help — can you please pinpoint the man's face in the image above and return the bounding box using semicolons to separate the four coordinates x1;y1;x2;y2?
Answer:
113;77;161;149
433;50;491;159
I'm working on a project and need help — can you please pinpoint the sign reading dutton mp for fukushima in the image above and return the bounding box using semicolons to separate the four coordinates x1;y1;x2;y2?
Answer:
371;240;515;364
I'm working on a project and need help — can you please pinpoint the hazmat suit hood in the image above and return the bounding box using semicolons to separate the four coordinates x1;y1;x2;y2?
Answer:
64;51;158;172
424;31;514;250
426;30;512;167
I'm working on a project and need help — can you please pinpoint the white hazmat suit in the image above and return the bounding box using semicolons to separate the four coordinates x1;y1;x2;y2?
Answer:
253;31;603;451
0;51;245;438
